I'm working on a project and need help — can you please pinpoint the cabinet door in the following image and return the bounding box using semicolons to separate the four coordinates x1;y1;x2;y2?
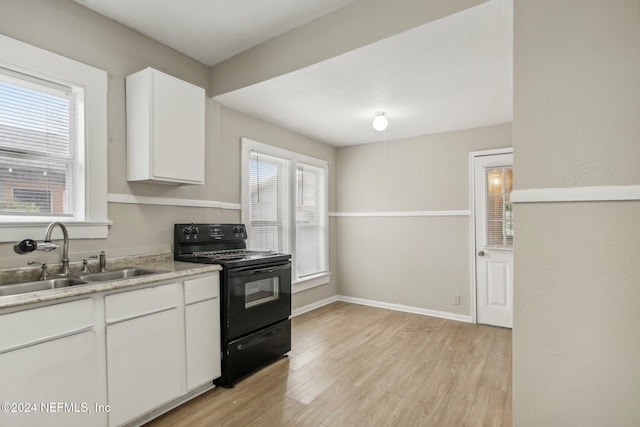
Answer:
152;70;204;183
106;309;181;426
185;298;221;389
0;331;104;427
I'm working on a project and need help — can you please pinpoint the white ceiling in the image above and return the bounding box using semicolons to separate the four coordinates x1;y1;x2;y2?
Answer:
74;0;357;66
75;0;512;147
215;0;513;146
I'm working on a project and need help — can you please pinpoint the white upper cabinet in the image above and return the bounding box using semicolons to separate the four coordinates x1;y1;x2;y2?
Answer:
126;67;205;185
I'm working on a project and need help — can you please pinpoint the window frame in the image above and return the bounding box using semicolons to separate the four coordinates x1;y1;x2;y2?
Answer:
0;34;109;242
295;162;328;280
241;138;330;291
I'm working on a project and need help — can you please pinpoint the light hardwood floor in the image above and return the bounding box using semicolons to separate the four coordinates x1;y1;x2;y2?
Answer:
146;301;512;427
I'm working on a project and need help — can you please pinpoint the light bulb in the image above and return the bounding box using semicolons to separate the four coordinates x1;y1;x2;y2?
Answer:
372;112;388;131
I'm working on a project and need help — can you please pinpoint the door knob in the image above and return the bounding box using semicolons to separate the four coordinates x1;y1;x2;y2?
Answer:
477;250;485;256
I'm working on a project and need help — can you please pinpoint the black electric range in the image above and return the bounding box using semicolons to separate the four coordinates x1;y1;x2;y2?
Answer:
174;223;292;387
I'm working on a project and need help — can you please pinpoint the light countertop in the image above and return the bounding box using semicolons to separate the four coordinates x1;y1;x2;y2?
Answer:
0;253;221;310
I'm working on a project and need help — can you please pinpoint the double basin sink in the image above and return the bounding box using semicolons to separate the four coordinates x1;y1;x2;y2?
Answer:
0;268;166;297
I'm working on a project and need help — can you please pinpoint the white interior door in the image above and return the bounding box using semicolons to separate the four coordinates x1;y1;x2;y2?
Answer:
474;152;513;328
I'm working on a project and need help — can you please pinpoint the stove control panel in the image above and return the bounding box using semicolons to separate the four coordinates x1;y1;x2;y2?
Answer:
175;223;247;243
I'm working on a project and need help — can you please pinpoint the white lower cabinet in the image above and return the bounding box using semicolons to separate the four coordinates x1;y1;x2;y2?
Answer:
106;304;182;425
185;298;221;389
184;275;221;390
0;299;106;427
0;271;220;427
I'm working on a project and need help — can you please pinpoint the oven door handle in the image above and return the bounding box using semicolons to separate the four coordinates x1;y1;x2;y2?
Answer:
229;263;290;277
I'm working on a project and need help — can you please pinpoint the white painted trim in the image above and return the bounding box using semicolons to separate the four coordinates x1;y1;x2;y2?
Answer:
292;273;331;294
107;193;241;210
329;210;470;217
0;34;109;238
291;295;338;317
469;147;513;158
511;185;640;203
337;296;473;323
242;137;330;168
0;221;112;242
469;154;478;324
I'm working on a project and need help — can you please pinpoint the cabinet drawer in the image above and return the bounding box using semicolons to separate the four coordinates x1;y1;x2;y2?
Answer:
184;274;219;305
105;283;177;323
0;298;93;353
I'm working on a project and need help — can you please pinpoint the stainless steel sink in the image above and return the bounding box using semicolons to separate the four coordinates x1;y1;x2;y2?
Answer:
0;267;167;298
0;278;89;297
78;267;166;282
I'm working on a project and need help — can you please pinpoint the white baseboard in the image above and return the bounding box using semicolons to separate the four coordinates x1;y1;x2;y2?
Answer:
337;296;473;323
291;295;338;317
292;294;472;324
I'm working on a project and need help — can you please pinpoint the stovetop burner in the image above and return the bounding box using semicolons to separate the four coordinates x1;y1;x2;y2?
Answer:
174;224;290;268
193;249;274;257
192;249;277;261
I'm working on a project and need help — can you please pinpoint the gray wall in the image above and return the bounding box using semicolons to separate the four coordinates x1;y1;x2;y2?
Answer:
512;1;640;425
0;0;337;310
335;123;511;316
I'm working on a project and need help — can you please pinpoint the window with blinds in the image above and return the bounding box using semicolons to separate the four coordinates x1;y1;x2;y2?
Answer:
0;69;75;218
486;167;513;247
243;139;329;283
296;163;328;278
249;152;291;254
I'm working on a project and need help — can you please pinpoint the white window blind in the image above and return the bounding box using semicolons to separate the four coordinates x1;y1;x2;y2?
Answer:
0;69;75;217
249;152;291;254
296;163;328;278
486;167;513;247
243;138;329;284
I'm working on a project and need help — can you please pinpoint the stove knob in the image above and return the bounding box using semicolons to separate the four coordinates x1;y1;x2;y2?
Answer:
192;226;199;235
233;226;240;234
183;226;192;236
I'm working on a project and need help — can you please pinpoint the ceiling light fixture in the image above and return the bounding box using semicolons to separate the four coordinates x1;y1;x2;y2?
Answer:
372;112;388;132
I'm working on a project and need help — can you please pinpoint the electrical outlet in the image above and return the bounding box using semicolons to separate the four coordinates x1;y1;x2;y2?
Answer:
452;295;461;305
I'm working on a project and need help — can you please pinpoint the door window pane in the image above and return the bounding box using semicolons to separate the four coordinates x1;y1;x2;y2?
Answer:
486;167;513;247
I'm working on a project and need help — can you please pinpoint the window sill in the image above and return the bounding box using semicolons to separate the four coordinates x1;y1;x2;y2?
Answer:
0;220;112;242
292;272;331;294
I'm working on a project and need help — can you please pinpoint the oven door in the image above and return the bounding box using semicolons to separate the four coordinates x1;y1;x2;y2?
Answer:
225;261;291;340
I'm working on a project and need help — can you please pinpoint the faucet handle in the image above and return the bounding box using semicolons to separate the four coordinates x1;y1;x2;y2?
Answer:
82;255;98;273
28;261;49;280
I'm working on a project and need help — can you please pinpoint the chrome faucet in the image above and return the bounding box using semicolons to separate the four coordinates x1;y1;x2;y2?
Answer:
44;221;70;276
